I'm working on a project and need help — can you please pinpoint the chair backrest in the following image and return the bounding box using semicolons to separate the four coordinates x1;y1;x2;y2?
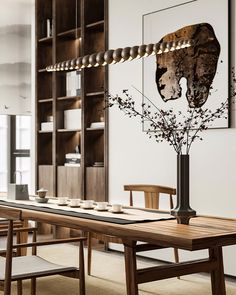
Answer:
124;184;176;210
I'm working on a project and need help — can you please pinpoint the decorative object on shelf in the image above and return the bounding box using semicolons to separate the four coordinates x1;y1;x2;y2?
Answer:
90;121;105;129
65;153;81;167
64;108;81;130
66;70;81;96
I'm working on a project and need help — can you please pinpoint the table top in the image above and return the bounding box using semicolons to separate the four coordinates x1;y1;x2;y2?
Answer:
1;200;236;251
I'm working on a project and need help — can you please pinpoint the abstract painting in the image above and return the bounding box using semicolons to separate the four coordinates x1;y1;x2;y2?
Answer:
142;0;230;130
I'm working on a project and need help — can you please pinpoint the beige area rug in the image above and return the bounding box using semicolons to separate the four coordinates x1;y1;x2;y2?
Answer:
3;244;236;295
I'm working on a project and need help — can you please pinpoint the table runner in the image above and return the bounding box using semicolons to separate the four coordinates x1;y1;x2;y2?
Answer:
0;198;175;225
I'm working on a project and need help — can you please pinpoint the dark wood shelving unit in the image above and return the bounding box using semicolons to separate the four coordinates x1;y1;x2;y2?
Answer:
35;0;108;204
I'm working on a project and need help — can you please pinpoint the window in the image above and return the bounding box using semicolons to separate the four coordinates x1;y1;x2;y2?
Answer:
0;115;31;194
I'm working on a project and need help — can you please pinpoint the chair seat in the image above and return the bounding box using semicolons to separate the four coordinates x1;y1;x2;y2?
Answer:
0;256;77;280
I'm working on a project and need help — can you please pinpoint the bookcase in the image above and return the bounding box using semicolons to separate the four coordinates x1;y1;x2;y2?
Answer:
35;0;108;202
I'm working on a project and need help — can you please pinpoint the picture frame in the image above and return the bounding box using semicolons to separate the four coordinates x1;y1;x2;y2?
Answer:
142;0;230;131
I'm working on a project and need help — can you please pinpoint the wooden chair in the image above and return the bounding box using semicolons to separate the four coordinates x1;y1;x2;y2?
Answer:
87;184;179;276
0;206;86;295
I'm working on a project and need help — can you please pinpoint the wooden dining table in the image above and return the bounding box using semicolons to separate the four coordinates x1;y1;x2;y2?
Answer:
0;199;236;295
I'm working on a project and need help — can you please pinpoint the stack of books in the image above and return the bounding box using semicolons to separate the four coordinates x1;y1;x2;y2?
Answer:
65;153;81;167
90;121;105;129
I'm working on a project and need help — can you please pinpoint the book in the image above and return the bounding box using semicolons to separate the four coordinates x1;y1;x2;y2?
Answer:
64;163;81;167
41;122;53;131
66;71;81;97
90;122;105;128
65;153;81;159
65;158;81;164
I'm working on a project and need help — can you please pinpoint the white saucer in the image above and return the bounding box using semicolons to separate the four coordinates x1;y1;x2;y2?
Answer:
94;207;108;211
81;205;94;209
57;203;68;206
68;205;80;208
108;209;124;214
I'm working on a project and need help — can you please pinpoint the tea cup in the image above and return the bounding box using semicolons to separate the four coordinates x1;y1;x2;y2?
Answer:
36;188;48;198
69;198;81;207
111;204;123;212
58;197;68;205
83;200;94;208
96;202;108;210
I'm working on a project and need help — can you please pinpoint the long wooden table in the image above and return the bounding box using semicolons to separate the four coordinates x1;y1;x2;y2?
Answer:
1;201;236;295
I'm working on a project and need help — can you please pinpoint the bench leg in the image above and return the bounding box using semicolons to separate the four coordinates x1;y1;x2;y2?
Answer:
209;247;226;295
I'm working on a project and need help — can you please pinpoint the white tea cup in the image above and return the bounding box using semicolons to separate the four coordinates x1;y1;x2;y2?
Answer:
70;198;81;206
112;204;122;212
96;202;108;210
58;197;68;205
83;200;94;208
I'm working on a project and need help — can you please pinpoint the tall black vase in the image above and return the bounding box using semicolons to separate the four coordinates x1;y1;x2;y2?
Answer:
171;154;196;224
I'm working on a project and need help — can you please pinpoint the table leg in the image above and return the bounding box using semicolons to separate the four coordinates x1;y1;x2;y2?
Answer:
20;220;28;256
209;247;226;295
124;241;138;295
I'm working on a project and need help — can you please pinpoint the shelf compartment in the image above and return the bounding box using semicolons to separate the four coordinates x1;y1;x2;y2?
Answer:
84;0;104;26
84;131;104;167
56;38;81;62
36;0;53;39
56;0;81;35
84;67;105;94
37;72;52;100
86;167;105;202
37;133;52;165
58;166;82;198
56;131;80;166
84;29;105;54
38;165;54;196
37;43;52;69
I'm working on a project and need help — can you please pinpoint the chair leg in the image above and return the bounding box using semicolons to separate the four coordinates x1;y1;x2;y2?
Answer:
17;280;22;295
79;240;86;295
31;278;36;295
173;248;180;279
87;232;92;276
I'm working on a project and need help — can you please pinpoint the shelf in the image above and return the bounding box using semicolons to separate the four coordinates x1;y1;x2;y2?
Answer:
86;91;104;97
86;20;104;29
38;130;53;134
57;95;80;101
38;98;53;103
57;129;81;133
86;127;104;131
38;36;53;43
38;68;48;73
57;28;81;39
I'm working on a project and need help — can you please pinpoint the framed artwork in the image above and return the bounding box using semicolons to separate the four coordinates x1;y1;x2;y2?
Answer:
142;0;230;130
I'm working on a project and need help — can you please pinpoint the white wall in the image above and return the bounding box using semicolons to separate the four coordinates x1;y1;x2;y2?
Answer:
108;0;236;275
